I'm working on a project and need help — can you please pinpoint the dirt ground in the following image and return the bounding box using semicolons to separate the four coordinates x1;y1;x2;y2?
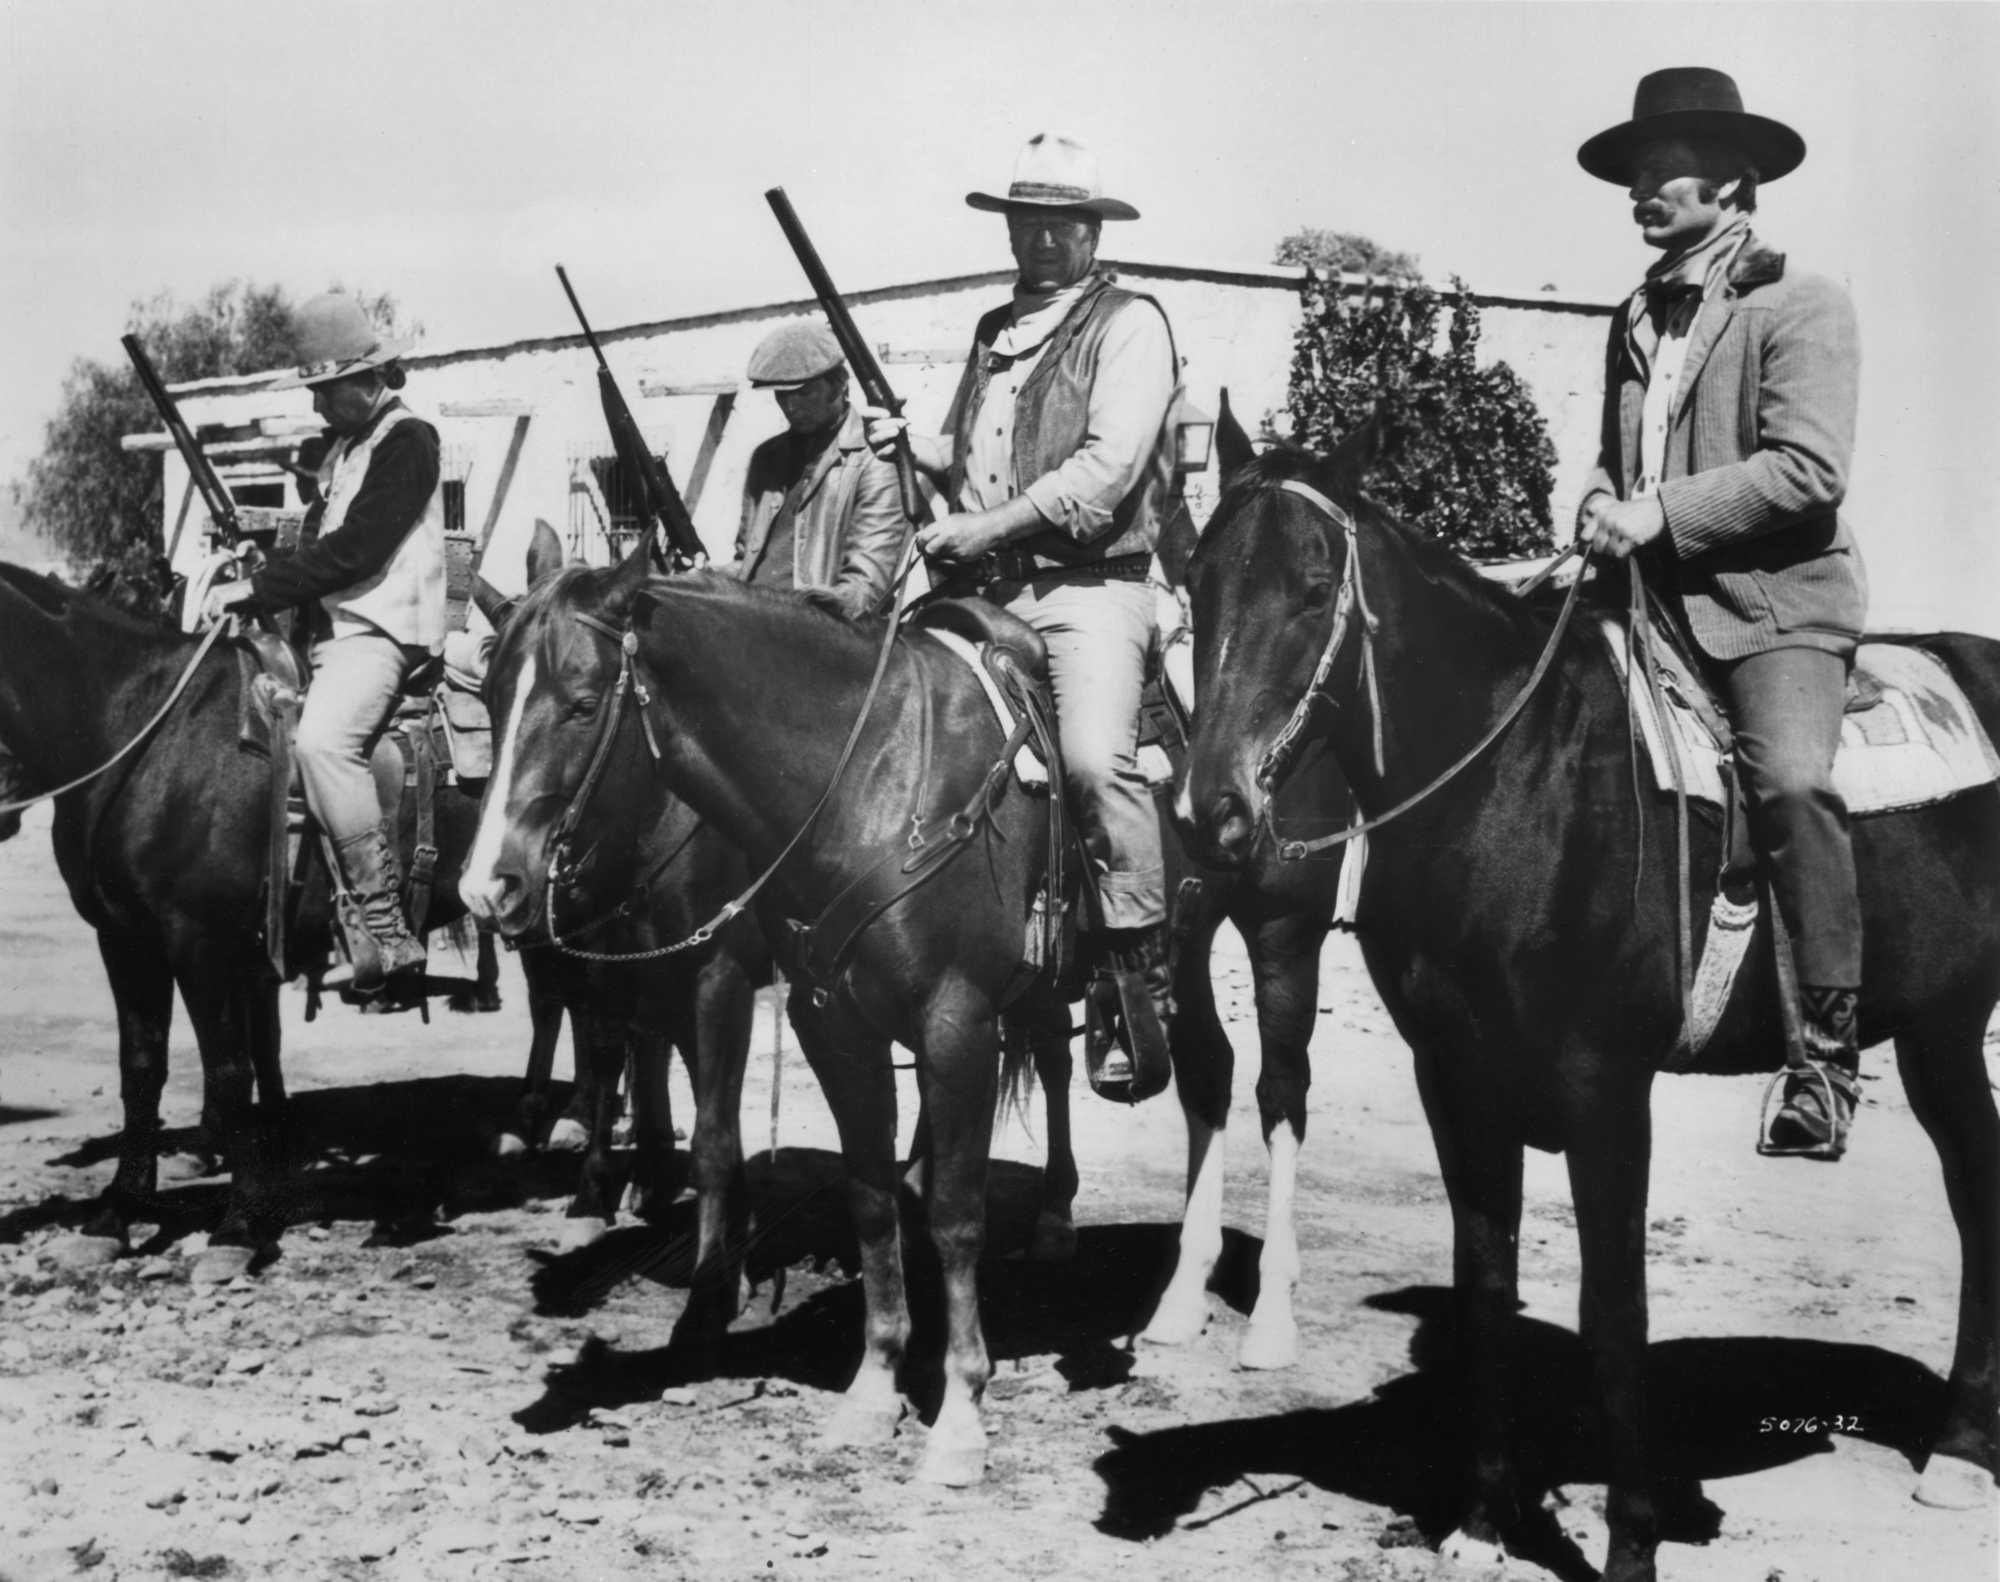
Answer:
1;799;1995;1582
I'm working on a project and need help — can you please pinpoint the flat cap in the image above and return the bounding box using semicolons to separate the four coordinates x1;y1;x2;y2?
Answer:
746;321;844;389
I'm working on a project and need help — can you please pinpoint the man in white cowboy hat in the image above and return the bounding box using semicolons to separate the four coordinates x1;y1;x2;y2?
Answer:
731;321;903;619
872;130;1182;1100
206;290;446;997
1572;68;1869;1156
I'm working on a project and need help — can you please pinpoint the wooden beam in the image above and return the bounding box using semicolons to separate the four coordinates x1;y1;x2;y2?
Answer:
682;392;736;515
122;432;303;457
637;378;740;399
881;349;968;367
438;398;535;418
475;414;532;556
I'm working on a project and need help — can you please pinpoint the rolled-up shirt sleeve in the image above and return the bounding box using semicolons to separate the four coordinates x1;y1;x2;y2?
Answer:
1021;300;1174;542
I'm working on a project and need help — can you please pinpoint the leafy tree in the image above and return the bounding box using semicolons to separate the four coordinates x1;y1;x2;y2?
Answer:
1287;272;1556;560
18;282;409;608
1273;227;1421;281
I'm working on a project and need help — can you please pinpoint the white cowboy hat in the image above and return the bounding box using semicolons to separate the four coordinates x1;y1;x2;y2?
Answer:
966;131;1140;221
268;293;415;389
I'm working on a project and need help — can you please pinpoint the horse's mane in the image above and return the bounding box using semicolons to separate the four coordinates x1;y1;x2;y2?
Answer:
1211;449;1558;645
0;560;185;645
495;563;879;675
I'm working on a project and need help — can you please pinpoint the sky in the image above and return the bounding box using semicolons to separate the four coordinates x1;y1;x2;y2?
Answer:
3;0;1996;629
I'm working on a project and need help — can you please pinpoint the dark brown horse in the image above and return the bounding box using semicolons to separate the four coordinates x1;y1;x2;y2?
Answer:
0;561;502;1281
462;554;1064;1484
1176;415;2000;1580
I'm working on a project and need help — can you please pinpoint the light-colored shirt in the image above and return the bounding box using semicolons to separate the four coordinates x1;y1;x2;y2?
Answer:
1633;218;1751;500
960;282;1175;541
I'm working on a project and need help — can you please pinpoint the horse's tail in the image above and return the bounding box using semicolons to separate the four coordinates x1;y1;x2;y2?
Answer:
994;990;1065;1137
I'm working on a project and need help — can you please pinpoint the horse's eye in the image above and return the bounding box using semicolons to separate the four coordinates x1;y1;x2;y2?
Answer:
568;696;601;720
1301;580;1334;613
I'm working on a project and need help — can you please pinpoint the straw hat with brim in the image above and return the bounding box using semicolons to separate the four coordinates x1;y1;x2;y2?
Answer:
267;292;414;390
966;131;1140;221
1577;67;1805;186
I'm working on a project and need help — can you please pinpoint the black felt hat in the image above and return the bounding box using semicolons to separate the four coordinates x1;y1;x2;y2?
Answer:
1577;67;1805;185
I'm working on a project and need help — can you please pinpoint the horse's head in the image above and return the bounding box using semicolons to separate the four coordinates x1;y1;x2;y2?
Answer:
1176;409;1377;868
460;530;660;937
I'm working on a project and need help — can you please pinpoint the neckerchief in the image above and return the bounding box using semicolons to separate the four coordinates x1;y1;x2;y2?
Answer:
1623;215;1751;382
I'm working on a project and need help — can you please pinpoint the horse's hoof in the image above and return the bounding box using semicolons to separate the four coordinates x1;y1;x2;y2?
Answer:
47;1234;123;1272
191;1244;257;1286
489;1131;530;1160
1023;1210;1077;1262
157;1151;216;1185
545;1118;589;1153
1139;1292;1209;1347
1435;1529;1508;1579
1914;1452;1996;1509
816;1395;906;1449
915;1437;987;1488
1237;1317;1300;1371
556;1216;610;1253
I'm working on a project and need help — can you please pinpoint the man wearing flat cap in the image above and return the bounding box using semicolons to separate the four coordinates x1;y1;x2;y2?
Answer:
205;291;446;998
874;131;1182;1099
1573;68;1869;1156
732;321;902;621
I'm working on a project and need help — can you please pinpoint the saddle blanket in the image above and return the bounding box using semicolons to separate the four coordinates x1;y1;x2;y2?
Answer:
1598;618;2000;816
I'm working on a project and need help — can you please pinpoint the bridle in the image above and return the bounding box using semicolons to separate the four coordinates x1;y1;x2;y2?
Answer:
532;534;920;962
1245;478;1591;861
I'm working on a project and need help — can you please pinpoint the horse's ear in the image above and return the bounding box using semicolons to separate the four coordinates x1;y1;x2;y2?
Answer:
601;533;654;620
1214;388;1256;482
526;519;564;588
1323;416;1384;500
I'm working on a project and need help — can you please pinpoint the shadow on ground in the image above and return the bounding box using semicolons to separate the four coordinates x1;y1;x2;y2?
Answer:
2;1075;581;1245
1091;1284;1958;1578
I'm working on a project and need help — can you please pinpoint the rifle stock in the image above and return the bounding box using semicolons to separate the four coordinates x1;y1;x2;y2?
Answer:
122;333;242;546
555;266;706;571
763;187;931;527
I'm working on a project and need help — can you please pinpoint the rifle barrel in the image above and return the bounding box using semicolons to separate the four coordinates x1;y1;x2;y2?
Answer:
122;333;240;544
555;264;611;371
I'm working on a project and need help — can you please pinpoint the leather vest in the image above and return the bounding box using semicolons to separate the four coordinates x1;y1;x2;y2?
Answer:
316;405;447;653
946;273;1181;569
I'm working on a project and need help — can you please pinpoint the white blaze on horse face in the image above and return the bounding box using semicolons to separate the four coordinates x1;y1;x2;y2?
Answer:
461;651;538;918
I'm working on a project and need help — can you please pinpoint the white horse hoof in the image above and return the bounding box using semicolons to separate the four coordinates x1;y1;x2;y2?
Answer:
1435;1529;1507;1578
157;1151;215;1184
816;1395;906;1449
1914;1452;1996;1510
545;1118;589;1153
47;1234;122;1272
489;1130;530;1160
1139;1294;1210;1347
190;1244;257;1286
556;1217;610;1253
1236;1319;1300;1371
916;1436;987;1487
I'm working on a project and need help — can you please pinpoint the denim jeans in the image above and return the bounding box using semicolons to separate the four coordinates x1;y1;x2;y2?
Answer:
296;629;415;848
996;573;1163;930
1715;644;1861;988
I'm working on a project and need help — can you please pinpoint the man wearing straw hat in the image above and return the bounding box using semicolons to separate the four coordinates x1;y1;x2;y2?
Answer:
206;291;446;998
872;131;1182;1100
732;321;903;620
1573;69;1869;1156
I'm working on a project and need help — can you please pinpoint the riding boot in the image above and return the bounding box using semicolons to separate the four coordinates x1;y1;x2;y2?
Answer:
1084;923;1175;1104
1767;986;1861;1158
330;827;427;997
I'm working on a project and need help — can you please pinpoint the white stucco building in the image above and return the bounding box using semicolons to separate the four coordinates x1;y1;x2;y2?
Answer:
124;260;1612;602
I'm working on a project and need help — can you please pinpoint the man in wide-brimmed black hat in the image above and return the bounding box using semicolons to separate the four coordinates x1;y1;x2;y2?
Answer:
1573;68;1869;1157
868;131;1182;1103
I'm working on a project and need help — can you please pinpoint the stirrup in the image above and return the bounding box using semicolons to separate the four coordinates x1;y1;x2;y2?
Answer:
1757;1059;1858;1161
1083;968;1171;1104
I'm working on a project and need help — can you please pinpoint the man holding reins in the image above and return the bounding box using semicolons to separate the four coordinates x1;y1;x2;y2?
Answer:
206;292;447;1000
872;131;1182;1099
1574;69;1869;1157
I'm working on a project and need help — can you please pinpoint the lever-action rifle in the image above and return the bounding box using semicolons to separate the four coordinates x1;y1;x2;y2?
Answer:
763;187;932;529
555;266;705;571
123;332;243;547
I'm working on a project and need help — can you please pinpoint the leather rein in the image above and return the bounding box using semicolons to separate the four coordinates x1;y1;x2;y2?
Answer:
1253;479;1592;860
540;533;921;963
0;619;230;819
